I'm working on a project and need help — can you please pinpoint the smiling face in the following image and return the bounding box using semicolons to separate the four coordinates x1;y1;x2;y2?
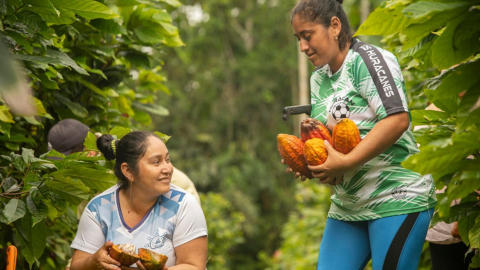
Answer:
131;136;173;197
292;14;343;72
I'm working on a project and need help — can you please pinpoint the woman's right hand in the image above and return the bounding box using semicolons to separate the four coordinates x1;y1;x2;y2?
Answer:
281;159;308;181
88;241;122;270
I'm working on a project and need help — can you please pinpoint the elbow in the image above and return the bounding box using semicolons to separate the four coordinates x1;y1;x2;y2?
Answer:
396;112;410;132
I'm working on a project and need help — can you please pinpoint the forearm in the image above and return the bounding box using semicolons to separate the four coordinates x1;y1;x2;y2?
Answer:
70;257;93;270
169;264;204;270
345;112;409;169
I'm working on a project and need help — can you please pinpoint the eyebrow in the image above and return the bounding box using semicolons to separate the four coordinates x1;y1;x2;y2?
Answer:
148;153;169;160
293;29;312;38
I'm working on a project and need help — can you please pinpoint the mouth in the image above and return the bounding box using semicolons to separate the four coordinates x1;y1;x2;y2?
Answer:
158;177;171;182
306;52;315;59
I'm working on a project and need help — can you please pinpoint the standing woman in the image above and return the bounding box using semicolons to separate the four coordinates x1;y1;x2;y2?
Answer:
288;0;437;269
70;131;208;270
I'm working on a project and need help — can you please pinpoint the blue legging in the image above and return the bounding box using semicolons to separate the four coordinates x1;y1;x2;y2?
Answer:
317;209;434;270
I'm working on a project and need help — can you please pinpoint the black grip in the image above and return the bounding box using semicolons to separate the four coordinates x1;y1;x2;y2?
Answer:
282;105;312;120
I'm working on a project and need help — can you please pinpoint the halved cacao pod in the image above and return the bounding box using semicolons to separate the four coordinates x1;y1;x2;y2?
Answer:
109;244;140;266
138;248;168;270
277;134;313;179
300;118;333;145
332;118;361;154
304;138;328;166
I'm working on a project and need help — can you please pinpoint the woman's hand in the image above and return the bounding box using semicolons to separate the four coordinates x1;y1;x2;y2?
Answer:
71;241;122;270
308;141;353;185
281;159;308;181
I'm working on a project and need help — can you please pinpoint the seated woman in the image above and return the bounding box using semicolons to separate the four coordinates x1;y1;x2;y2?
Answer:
70;131;208;270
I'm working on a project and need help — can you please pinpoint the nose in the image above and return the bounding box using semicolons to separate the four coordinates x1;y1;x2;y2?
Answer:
299;39;309;53
162;165;173;175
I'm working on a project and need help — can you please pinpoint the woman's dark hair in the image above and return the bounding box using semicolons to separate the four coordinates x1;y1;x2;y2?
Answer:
97;131;160;189
291;0;352;51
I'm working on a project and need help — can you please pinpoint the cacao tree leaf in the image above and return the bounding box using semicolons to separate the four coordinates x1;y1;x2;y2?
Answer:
355;3;413;36
432;12;480;69
457;81;480;130
154;131;171;143
5;30;34;54
80;79;107;97
432;98;459;115
47;175;90;205
134;27;166;44
2;177;20;193
109;126;132;139
159;0;182;8
22;147;35;165
132;102;169;116
13;50;88;75
3;199;26;224
402;1;470;20
51;167;116;191
468;214;480;248
50;0;118;20
54;94;88;118
0;106;14;123
448;170;480;202
163;34;185;47
31;159;57;170
459;212;479;246
35;73;59;89
90;18;126;35
49;192;66;212
84;131;98;151
402;127;480;175
0;121;11;137
26;195;48;226
14;212;46;268
411;109;453;126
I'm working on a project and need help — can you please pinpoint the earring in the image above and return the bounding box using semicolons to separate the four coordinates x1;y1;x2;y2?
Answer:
334;35;338;40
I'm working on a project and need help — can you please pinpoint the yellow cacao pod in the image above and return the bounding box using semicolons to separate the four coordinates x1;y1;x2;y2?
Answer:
304;138;328;166
300;118;333;145
277;134;313;179
332;118;361;154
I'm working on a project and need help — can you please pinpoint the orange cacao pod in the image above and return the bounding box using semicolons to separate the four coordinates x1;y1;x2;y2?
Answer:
332;118;361;154
277;134;313;179
300;118;333;145
304;138;328;166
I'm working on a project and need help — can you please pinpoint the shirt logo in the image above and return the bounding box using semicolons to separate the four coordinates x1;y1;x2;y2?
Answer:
358;44;395;98
331;101;351;121
145;230;167;249
392;187;407;200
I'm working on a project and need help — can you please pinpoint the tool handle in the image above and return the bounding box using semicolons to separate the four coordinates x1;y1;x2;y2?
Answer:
282;105;312;120
6;245;17;270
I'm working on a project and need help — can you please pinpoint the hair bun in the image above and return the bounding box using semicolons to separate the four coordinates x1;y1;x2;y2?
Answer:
336;0;344;4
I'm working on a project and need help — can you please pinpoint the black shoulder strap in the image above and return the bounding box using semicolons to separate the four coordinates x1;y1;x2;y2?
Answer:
350;39;404;114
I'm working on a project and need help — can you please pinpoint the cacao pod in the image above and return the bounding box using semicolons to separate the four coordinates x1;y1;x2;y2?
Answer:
332;118;361;154
304;138;328;166
300;118;333;145
139;248;169;270
109;244;140;266
277;134;313;179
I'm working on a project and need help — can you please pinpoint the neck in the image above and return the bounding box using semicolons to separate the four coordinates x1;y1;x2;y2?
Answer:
121;187;158;216
330;41;351;74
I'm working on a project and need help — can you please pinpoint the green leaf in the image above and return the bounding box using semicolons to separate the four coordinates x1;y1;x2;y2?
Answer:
2;177;20;193
159;22;178;36
24;0;59;16
90;18;126;35
132;102;169;116
26;195;48;226
134;27;166;44
467;214;480;248
159;0;182;8
80;79;107;97
402;127;480;175
0;106;15;123
457;80;480;130
14;212;46;268
402;1;471;20
54;94;88;118
13;50;88;75
355;3;413;36
50;168;116;191
432;12;480;69
31;159;57;170
35;73;59;89
84;131;98;151
163;34;185;47
0;121;11;137
47;175;90;205
411;109;453;126
5;30;33;54
109;126;132;139
49;192;66;211
154;131;171;143
22;148;35;165
3;199;26;224
50;0;119;20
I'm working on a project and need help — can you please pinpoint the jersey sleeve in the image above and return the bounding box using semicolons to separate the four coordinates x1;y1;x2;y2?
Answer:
70;204;106;254
172;193;208;247
353;46;409;120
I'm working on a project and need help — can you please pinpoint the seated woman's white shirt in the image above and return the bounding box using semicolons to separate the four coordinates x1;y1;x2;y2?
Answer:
71;184;208;267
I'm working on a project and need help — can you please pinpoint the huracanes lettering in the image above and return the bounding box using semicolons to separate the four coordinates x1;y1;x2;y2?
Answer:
359;45;395;97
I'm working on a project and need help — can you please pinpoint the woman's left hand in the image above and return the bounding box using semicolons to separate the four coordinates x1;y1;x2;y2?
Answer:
308;141;353;186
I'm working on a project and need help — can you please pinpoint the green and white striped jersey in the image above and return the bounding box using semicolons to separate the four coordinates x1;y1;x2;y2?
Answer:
310;41;436;221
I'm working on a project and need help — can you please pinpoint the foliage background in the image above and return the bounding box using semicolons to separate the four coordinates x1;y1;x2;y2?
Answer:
1;0;479;269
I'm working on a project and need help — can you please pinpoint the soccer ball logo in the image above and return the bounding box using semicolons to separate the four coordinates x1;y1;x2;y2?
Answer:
332;102;350;120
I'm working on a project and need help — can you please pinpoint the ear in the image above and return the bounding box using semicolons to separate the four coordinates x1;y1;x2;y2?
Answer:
121;162;133;180
330;16;342;36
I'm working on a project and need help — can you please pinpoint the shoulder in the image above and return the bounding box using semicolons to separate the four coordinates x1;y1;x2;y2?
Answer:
85;185;119;213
